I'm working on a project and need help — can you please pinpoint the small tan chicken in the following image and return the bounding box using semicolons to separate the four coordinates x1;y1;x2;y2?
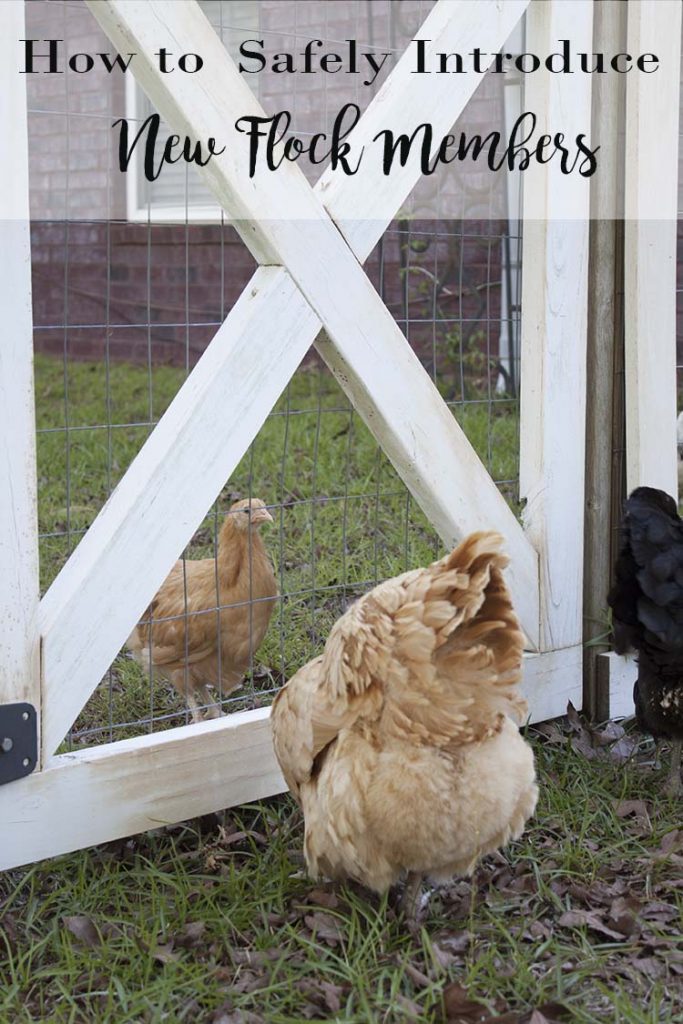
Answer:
272;531;537;915
128;498;277;722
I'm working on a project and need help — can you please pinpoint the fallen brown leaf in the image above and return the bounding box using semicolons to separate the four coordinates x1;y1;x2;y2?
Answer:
614;799;651;827
587;878;628;905
152;942;180;964
607;896;643;937
231;969;266;994
442;983;489;1022
523;920;552;942
631;957;665;981
318;980;345;1014
303;911;344;946
482;1004;570;1024
231;948;282;967
509;874;538;895
434;932;472;957
398;957;432;988
175;920;206;949
211;1007;264;1024
0;914;19;948
650;830;683;861
534;722;565;745
296;978;346;1014
608;734;639;762
565;704;600;760
304;887;339;910
62;916;101;949
640;901;678;922
395;994;424;1020
567;882;592;905
558;909;627;942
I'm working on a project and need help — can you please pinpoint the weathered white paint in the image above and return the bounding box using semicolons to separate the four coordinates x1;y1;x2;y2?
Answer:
598;651;638;721
0;707;284;871
40;0;540;758
40;268;319;759
2;646;578;871
0;2;40;730
623;0;681;496
520;646;583;722
519;0;593;651
87;0;539;617
316;0;530;255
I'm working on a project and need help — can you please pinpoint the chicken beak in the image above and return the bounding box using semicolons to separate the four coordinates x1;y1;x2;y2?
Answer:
252;508;274;525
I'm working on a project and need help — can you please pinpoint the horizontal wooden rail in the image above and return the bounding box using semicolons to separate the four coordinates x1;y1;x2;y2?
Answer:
1;648;579;871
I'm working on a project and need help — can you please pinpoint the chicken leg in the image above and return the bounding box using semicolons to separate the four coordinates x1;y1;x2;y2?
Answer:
400;872;423;921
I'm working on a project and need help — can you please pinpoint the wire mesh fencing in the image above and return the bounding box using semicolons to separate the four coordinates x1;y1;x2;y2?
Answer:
27;0;522;751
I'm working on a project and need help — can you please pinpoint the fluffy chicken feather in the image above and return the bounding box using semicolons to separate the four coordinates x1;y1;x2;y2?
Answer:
272;531;538;910
128;498;277;721
608;486;683;795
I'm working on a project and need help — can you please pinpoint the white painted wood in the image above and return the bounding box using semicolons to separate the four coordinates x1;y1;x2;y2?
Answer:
123;69;226;223
520;646;583;723
0;707;285;871
311;334;539;647
519;0;593;651
0;2;40;725
86;0;538;636
623;0;681;496
40;267;319;759
40;0;540;758
607;653;638;721
3;646;578;871
316;0;530;256
597;651;638;721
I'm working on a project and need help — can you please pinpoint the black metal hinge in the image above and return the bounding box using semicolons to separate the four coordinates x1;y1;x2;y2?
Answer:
0;703;37;784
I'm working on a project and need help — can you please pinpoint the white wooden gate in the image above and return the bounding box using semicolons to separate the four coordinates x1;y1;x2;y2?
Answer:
1;0;679;870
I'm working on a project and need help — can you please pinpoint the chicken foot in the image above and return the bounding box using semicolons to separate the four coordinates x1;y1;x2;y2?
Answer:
184;688;205;725
195;682;225;721
170;673;223;724
663;738;682;797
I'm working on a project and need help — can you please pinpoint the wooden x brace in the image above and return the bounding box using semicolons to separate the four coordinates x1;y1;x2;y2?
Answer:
39;0;537;759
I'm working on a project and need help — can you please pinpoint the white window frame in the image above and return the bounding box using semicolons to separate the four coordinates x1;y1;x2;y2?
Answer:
124;0;259;222
124;75;226;223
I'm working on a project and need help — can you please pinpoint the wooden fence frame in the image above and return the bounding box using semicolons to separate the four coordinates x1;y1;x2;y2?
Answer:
596;0;682;718
2;0;677;870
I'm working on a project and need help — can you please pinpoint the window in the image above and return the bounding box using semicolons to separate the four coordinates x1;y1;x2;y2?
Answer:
124;0;259;221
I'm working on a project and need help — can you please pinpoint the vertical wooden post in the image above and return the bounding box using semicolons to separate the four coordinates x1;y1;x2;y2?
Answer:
583;0;626;720
519;0;593;656
623;0;681;497
0;4;41;747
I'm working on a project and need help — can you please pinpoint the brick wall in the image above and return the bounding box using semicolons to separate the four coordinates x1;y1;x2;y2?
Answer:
31;216;508;382
24;1;529;378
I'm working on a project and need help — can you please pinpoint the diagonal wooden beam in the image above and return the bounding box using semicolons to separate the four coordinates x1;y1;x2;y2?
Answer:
41;0;535;759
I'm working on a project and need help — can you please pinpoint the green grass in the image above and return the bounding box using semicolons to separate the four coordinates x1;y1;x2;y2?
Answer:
1;742;681;1023
33;353;519;746
8;354;680;1023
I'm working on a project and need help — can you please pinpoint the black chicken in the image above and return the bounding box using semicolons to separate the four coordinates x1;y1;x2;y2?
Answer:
608;486;683;796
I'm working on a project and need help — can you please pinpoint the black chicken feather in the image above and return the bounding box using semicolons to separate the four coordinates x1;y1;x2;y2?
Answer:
607;486;683;745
